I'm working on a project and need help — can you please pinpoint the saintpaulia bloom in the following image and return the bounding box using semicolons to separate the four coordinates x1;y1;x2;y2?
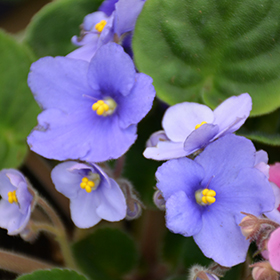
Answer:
0;169;33;235
68;0;145;62
51;161;126;228
28;43;155;162
144;93;252;161
267;227;280;272
156;134;274;267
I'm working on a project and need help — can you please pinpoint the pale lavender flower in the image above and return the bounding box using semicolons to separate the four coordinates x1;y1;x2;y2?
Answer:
0;169;33;235
28;43;155;162
68;0;145;62
51;161;126;228
156;134;274;266
144;93;252;161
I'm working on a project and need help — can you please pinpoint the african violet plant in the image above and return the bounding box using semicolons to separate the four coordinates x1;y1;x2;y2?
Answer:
1;0;280;279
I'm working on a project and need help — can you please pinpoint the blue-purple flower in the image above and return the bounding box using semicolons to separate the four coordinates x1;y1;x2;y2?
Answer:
156;134;274;266
27;42;155;162
51;161;127;228
68;0;145;62
0;169;33;235
144;93;252;161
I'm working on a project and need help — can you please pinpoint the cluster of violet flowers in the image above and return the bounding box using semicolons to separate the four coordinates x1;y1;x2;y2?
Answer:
0;0;280;279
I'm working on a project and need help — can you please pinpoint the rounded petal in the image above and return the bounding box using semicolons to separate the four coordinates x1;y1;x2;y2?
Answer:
214;168;275;225
118;73;155;129
184;124;219;154
0;200;31;235
98;0;118;16
144;140;187;161
67;44;99;63
213;93;252;137
255;150;268;165
156;157;205;200
194;207;249;267
70;190;102;228
87;43;136;97
268;227;280;271
195;135;256;188
28;108;137;162
166;191;203;237
162;102;214;142
51;161;90;199
0;169;20;199
114;0;145;36
96;178;126;221
28;57;91;112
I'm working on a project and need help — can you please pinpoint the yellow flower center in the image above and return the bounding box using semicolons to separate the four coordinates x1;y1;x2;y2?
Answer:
195;188;216;205
80;173;100;193
92;98;117;116
95;20;107;32
8;190;18;204
195;121;207;130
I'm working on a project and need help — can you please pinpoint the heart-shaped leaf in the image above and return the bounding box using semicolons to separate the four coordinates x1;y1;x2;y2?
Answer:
133;0;280;116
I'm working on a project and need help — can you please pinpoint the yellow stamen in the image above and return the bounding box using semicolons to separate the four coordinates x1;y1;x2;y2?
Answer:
92;98;117;116
95;20;107;32
195;121;207;130
80;173;101;193
195;188;216;205
8;190;18;204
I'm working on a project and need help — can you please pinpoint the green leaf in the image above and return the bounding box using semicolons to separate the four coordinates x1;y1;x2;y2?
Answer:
72;228;138;280
24;0;103;57
238;108;280;145
16;269;88;280
133;0;280;116
0;30;39;169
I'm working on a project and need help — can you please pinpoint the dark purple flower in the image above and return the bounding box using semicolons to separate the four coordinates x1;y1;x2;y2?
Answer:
28;43;155;162
51;161;127;228
68;0;145;62
156;134;274;266
0;169;33;235
144;93;252;161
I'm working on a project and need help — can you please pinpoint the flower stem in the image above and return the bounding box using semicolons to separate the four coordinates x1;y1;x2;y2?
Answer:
36;196;77;269
0;249;54;274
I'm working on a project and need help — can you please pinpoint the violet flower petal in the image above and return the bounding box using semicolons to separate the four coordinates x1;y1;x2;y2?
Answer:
166;191;203;236
193;208;249;267
87;42;136;97
184;124;219;154
96;178;127;221
156;157;205;200
28;57;91;112
213;93;252;138
118;72;155;128
114;0;145;36
195;134;256;188
162;102;214;142
143;141;187;161
98;0;118;16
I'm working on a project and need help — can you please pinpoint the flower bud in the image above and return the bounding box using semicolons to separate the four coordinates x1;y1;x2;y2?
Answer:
239;214;260;239
188;265;220;280
251;262;279;280
153;189;165;210
126;200;142;220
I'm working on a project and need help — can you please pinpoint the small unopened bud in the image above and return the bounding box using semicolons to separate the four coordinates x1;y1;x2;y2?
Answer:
118;179;144;220
126;200;142;220
239;214;260;239
189;265;220;280
251;262;279;280
153;189;165;210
